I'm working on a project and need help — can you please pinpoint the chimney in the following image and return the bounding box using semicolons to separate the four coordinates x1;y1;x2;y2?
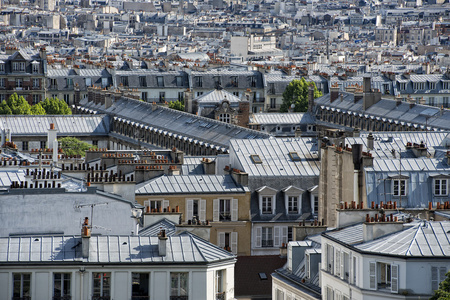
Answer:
201;158;216;175
330;84;339;103
184;89;194;113
363;221;404;242
81;217;91;258
367;132;374;150
47;123;57;150
352;144;363;170
363;77;381;110
363;77;371;93
158;229;168;256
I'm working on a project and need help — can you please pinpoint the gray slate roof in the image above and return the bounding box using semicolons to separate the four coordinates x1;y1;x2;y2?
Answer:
0;233;235;264
135;174;247;195
0;115;110;136
139;218;177;237
250;113;316;125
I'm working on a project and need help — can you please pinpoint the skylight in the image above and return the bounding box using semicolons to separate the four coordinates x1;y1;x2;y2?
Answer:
289;152;301;162
250;154;262;164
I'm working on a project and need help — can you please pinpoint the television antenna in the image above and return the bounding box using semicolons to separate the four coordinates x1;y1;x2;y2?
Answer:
75;202;109;233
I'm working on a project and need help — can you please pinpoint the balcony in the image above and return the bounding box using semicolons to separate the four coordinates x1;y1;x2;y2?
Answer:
252;97;265;103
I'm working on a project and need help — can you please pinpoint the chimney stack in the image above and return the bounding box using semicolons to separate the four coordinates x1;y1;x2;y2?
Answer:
47;123;57;151
330;84;339;103
158;229;168;256
81;217;91;258
367;132;374;150
307;85;315;113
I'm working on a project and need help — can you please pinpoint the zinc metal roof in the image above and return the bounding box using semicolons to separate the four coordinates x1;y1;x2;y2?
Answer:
0;233;235;264
0;115;110;136
230;138;320;177
250;113;315;125
79;97;269;149
139;218;177;237
135;174;247;195
0;170;26;188
355;222;450;257
323;223;364;245
195;89;242;103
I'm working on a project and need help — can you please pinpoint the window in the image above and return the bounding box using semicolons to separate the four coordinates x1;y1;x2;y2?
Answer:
139;76;147;87
159;92;165;102
170;272;188;299
270;98;276;108
399;82;406;90
219;199;231;221
432;266;447;291
33;78;39;88
195;76;203;88
13;62;25;72
32;94;40;104
13;273;31;299
121;76;128;86
249;76;256;87
219;113;230;123
142;92;148;102
369;262;398;293
64;94;70;103
262;227;273;247
444;97;449;108
429;97;435;106
287;227;293;242
196;92;203;97
231;76;238;87
434;179;448;196
178;92;184;101
54;273;71;300
0;62;4;72
233;91;239;97
93;272;111;299
101;78;108;88
0;78;4;87
392;179;407;197
289;152;301;162
144;200;163;212
287;196;298;214
269;83;275;94
132;273;149;300
41;141;46;149
326;244;334;274
429;82;436;90
314;196;319;214
176;76;182;87
262;196;273;214
214;76;221;88
22;141;28;151
32;63;39;73
443;82;449;90
156;76;164;87
413;82;425;90
16;78;23;88
85;78;92;87
215;270;226;300
66;78;73;88
50;78;57;88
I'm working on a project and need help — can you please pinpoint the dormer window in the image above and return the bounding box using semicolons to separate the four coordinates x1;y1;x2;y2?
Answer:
0;62;5;72
257;186;277;215
32;61;39;74
388;175;409;197
13;62;25;72
282;186;304;214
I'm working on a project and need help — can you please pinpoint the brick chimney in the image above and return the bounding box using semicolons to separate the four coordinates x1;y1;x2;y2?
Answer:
330;84;339;103
81;217;91;258
158;229;168;256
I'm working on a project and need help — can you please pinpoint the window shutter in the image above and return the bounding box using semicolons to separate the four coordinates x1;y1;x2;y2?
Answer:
255;227;262;248
218;232;225;248
335;250;341;276
231;232;238;254
340;252;344;280
391;264;398;293
281;226;288;245
231;199;238;221
200;200;206;222
272;196;276;214
186;199;193;222
440;267;447;283
432;266;438;291
369;262;376;290
213;199;219;222
274;226;281;247
163;200;169;211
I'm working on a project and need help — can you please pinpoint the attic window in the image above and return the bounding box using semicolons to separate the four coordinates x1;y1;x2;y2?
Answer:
250;154;262;164
258;273;268;280
289;152;301;162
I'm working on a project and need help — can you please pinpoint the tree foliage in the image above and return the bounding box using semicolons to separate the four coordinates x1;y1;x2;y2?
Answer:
280;78;322;113
58;137;95;157
0;93;32;115
168;100;185;112
40;97;72;115
0;94;71;115
431;271;450;300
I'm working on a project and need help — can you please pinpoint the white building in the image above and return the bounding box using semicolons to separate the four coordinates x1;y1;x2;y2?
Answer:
321;221;450;299
0;232;236;300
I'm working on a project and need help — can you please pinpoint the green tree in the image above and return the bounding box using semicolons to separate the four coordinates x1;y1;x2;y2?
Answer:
59;137;96;157
280;78;322;113
431;271;450;300
41;97;72;115
30;103;46;115
0;93;32;115
168;100;185;112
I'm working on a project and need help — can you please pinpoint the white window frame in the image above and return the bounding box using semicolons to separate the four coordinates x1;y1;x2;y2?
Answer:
392;179;407;197
370;261;399;293
213;198;238;222
261;226;273;247
144;199;169;212
261;196;274;214
432;266;447;292
433;178;448;196
92;272;111;298
53;272;71;299
32;78;39;88
186;198;206;222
